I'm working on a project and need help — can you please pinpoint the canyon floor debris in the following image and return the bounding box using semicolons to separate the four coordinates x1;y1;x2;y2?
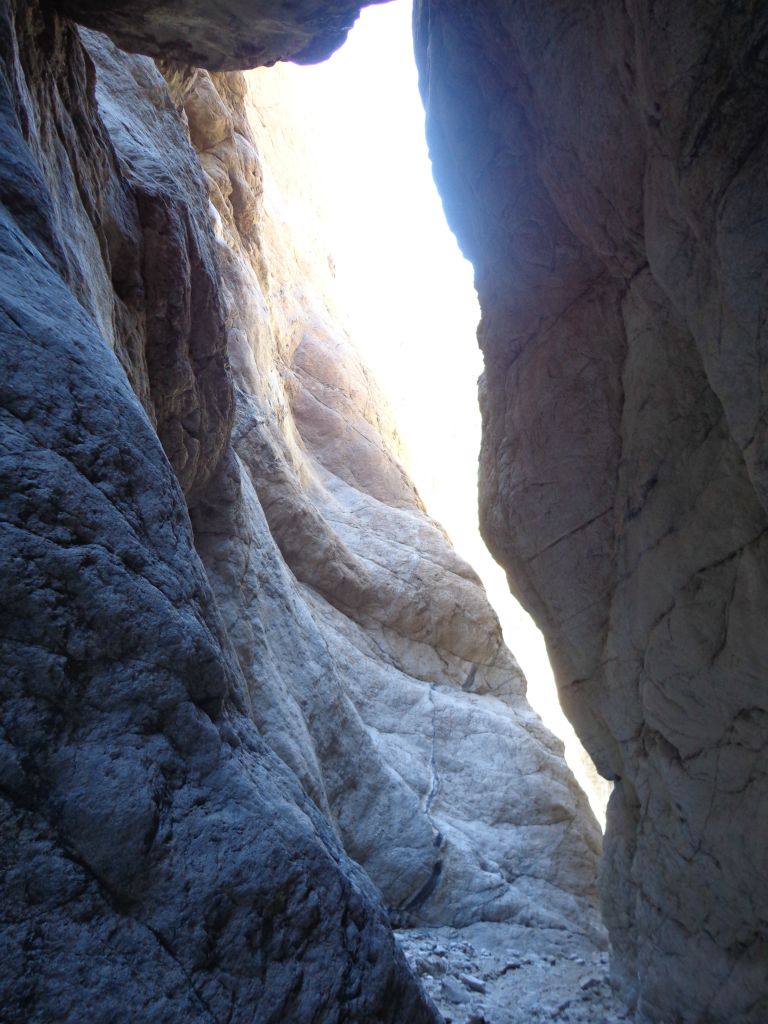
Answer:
396;922;632;1024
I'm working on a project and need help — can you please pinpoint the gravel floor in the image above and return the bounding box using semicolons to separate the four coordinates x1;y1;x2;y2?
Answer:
396;923;633;1024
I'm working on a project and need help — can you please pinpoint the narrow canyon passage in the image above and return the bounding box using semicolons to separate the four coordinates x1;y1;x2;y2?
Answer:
1;2;766;1024
264;0;610;818
1;3;605;1022
226;8;619;1020
181;0;606;946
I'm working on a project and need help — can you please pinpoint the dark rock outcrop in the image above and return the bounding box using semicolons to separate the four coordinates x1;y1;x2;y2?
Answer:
414;2;768;1022
0;3;436;1020
52;0;383;69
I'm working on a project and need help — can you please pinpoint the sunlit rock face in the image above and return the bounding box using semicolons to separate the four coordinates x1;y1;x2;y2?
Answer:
1;0;602;1019
414;2;768;1021
158;59;603;933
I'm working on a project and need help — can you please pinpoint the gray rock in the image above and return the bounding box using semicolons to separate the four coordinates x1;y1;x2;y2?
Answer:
0;4;437;1021
54;0;372;69
579;976;601;992
442;977;472;1005
460;973;488;994
417;955;448;978
414;1;768;1020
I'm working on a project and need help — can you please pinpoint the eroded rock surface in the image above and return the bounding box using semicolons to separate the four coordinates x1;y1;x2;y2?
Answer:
397;923;628;1024
54;0;382;69
160;58;603;933
1;0;603;1020
0;4;435;1020
415;2;768;1021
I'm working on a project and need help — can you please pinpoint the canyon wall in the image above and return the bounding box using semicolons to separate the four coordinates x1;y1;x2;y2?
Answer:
159;51;602;930
0;1;602;1020
0;4;432;1020
414;2;768;1022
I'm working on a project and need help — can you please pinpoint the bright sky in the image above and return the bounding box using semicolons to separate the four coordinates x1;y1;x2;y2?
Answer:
267;0;608;819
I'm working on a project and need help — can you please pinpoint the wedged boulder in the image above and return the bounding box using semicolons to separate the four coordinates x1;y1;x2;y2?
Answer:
52;0;384;68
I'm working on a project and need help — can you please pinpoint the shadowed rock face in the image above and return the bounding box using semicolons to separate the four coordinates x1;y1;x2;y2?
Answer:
159;58;602;932
0;3;437;1021
414;1;768;1022
1;0;603;1020
52;0;385;68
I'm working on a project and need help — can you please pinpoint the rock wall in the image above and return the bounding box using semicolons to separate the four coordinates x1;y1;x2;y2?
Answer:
0;0;603;1020
414;2;768;1022
55;0;383;68
0;3;434;1020
166;57;602;931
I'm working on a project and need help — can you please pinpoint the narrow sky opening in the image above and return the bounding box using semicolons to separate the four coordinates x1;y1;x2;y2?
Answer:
256;0;608;819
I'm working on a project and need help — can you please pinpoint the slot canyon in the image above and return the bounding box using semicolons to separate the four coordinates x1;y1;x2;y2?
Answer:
0;1;765;1023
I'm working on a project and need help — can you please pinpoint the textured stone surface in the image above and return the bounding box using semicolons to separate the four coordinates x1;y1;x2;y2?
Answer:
397;923;629;1024
53;0;383;69
415;2;768;1022
0;5;436;1021
167;60;603;932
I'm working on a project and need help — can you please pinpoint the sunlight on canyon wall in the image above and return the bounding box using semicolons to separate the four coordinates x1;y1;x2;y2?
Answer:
245;0;610;818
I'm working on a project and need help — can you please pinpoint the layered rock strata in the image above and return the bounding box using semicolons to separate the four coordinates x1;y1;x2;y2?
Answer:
414;2;768;1022
1;0;602;1020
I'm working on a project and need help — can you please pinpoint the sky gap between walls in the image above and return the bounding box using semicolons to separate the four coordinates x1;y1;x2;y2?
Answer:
246;0;610;821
